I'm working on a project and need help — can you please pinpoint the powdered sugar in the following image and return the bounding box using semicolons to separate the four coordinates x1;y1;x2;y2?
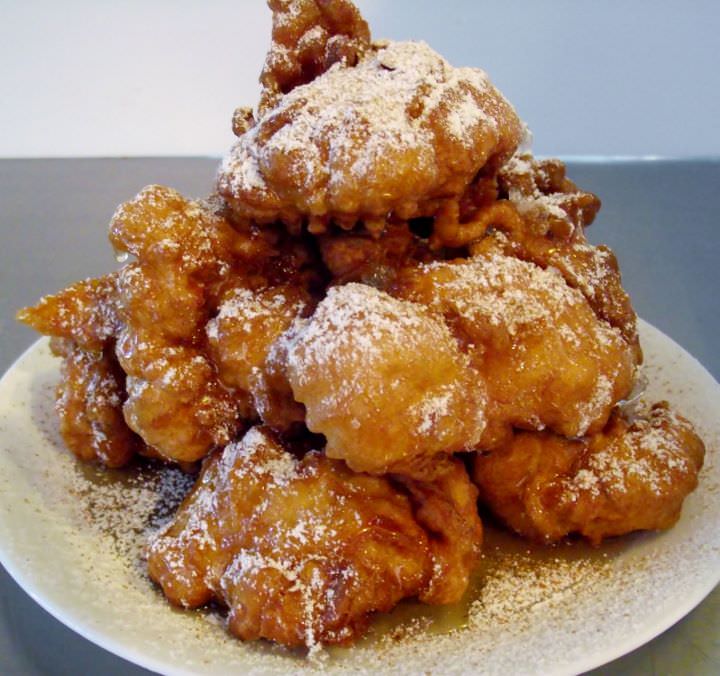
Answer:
445;91;494;144
413;384;456;435
501;153;573;224
575;373;614;436
219;40;516;218
586;406;696;497
286;283;434;386
222;549;331;657
208;287;304;339
550;241;616;301
226;427;300;487
413;251;588;337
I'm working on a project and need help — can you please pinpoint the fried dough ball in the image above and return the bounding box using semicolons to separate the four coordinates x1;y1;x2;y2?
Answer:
218;40;522;231
148;426;482;651
115;334;242;463
206;284;309;392
49;338;137;468
257;0;371;116
497;153;638;347
432;152;639;353
205;284;311;432
473;403;705;544
393;245;637;447
285;283;487;475
110;186;266;462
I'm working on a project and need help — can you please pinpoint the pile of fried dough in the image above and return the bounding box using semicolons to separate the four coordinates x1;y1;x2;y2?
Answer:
18;0;705;655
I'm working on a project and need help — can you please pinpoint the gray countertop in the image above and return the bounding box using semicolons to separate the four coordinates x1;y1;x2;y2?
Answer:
1;158;718;675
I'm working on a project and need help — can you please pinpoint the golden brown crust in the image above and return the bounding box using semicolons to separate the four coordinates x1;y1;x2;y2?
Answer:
285;283;487;475
148;427;482;651
219;41;522;231
116;335;244;463
258;0;371;116
392;245;637;447
473;403;705;544
17;274;119;352
50;338;137;468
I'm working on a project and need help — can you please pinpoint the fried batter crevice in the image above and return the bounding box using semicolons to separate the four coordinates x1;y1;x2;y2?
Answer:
393;455;482;604
318;222;424;288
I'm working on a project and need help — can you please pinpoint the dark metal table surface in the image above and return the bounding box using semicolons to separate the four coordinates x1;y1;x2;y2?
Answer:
0;158;718;675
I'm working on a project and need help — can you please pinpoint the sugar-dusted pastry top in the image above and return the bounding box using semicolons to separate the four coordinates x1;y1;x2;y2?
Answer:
286;283;488;475
148;426;482;653
474;403;705;544
219;40;522;230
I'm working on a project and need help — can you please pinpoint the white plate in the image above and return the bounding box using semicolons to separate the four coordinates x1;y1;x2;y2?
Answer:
0;321;718;676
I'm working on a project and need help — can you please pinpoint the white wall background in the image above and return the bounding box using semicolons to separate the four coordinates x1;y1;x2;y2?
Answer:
1;0;719;158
